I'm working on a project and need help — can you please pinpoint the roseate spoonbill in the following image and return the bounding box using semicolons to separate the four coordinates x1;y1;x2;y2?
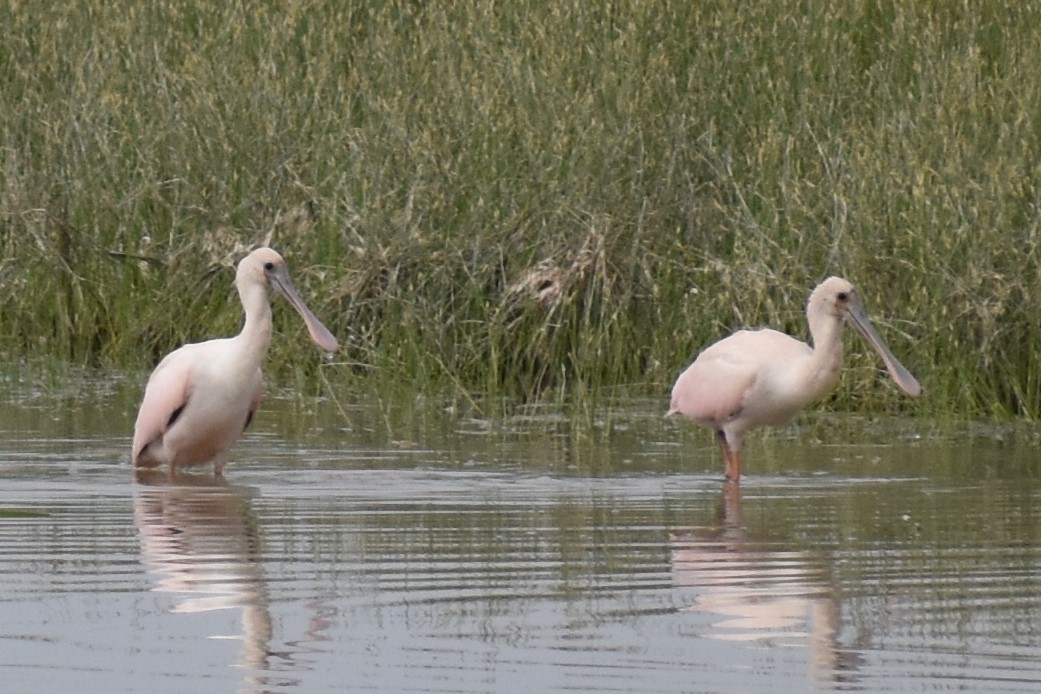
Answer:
668;277;920;480
132;247;338;475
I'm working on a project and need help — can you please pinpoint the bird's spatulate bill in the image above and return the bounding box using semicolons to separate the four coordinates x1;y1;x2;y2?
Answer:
846;304;921;397
272;275;339;353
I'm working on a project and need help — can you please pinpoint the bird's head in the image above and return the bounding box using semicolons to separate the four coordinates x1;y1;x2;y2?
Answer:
809;276;921;397
236;247;339;353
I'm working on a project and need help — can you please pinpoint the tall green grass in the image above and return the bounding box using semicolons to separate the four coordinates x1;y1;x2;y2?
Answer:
2;1;1041;417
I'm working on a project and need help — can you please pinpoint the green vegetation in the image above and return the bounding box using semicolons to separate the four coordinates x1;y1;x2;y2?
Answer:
2;1;1041;417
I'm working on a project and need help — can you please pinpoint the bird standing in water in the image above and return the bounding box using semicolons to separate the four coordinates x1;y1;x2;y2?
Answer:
668;277;921;480
132;247;338;476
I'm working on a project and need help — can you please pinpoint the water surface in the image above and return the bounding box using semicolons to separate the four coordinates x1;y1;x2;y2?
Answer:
1;381;1040;692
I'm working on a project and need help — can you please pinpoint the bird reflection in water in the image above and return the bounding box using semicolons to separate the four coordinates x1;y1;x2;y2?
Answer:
133;472;281;690
671;481;857;685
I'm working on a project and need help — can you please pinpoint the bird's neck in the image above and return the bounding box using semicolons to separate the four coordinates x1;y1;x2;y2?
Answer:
806;314;845;393
236;282;274;363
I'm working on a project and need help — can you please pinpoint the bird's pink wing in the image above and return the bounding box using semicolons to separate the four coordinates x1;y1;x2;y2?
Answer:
131;349;195;463
669;342;759;427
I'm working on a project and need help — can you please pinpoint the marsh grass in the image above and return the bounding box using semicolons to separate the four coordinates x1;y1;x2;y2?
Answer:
3;2;1041;418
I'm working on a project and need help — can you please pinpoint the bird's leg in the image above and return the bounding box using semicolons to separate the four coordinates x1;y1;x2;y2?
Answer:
716;430;741;481
726;449;742;481
212;451;230;478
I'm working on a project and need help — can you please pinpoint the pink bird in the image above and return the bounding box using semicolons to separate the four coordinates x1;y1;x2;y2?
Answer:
668;276;921;481
132;247;338;476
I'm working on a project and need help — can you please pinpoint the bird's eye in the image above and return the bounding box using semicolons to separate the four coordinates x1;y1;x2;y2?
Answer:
264;261;275;271
836;292;848;302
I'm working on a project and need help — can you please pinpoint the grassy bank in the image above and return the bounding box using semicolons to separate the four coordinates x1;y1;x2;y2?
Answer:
2;1;1041;417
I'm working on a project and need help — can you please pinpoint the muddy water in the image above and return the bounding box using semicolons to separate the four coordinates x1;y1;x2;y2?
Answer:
1;380;1041;692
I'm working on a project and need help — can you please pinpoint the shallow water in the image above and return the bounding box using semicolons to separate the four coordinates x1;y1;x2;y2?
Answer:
2;382;1041;693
